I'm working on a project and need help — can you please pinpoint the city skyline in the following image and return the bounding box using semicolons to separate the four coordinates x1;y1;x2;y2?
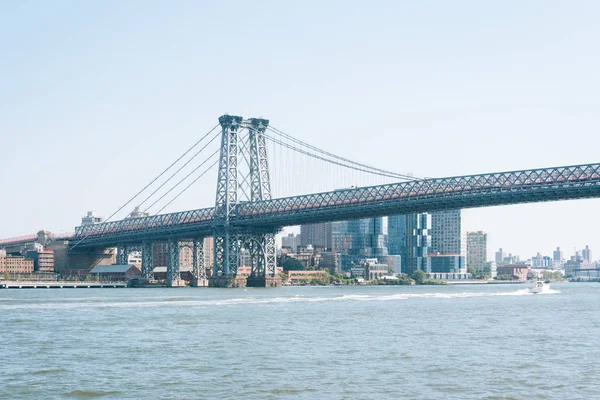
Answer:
2;1;600;260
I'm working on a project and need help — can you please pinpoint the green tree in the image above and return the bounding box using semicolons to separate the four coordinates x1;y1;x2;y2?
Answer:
281;257;304;271
412;269;426;284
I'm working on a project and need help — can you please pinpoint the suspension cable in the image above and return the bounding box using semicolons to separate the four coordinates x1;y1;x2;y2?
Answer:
268;125;419;180
155;158;220;215
70;123;220;250
144;149;221;214
136;129;221;210
263;133;407;180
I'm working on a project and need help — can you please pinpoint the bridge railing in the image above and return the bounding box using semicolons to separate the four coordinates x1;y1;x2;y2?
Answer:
73;207;215;242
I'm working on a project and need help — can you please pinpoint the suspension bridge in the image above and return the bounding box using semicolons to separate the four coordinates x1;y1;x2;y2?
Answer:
4;115;600;287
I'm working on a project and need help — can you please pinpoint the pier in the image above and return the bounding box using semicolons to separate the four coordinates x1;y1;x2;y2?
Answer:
0;281;126;289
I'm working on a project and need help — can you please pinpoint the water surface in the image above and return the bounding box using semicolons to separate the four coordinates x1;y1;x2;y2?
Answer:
1;283;598;399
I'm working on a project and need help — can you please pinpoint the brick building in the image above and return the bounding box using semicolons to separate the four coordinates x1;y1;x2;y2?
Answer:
497;264;531;281
5;255;34;274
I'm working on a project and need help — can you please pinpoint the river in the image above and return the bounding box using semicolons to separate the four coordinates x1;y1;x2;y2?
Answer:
0;283;598;399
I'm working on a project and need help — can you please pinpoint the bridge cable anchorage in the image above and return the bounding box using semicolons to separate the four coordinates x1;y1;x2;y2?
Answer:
144;148;221;214
267;125;421;181
69;123;219;250
136;129;221;211
263;133;410;180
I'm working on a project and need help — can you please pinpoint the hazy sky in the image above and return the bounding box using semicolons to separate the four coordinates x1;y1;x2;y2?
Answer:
1;1;599;260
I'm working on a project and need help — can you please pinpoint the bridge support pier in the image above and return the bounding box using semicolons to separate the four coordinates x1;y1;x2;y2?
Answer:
166;239;185;287
191;238;208;287
141;242;154;280
116;245;129;265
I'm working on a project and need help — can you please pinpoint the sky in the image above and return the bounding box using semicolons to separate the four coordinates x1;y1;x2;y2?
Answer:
1;0;599;260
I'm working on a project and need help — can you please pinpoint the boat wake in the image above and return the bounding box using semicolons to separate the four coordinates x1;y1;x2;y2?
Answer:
0;288;561;311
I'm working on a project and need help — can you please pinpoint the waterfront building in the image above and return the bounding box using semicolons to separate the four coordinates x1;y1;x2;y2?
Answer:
429;254;465;274
348;258;389;280
81;211;104;226
466;231;488;274
496;264;531;281
128;251;142;269
90;264;141;281
5;255;34;274
0;249;5;273
300;222;332;250
25;249;55;272
282;233;301;252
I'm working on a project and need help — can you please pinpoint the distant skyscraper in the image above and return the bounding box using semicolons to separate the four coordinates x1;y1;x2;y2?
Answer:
300;222;332;250
281;233;301;252
582;245;592;263
495;248;506;264
553;247;563;268
467;231;488;273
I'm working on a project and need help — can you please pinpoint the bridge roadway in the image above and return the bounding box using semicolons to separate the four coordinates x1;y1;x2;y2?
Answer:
73;162;600;248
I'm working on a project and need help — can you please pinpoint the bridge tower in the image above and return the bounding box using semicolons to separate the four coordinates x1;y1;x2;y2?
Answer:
211;115;280;287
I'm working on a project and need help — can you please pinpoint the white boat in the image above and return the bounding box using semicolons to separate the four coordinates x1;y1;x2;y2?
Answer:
531;280;547;294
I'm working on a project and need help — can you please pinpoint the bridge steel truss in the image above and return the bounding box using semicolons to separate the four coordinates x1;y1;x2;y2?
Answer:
72;162;600;252
236;163;600;226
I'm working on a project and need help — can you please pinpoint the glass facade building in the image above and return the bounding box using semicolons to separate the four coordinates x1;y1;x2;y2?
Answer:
388;213;431;275
332;217;388;269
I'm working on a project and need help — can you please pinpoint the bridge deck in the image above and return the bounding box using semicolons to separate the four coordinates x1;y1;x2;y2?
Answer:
71;162;600;248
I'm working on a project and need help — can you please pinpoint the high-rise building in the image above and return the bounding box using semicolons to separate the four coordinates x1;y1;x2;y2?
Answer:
332;217;388;269
582;245;592;263
466;231;488;274
388;215;408;256
430;210;466;257
387;213;431;275
281;233;301;252
300;222;332;250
